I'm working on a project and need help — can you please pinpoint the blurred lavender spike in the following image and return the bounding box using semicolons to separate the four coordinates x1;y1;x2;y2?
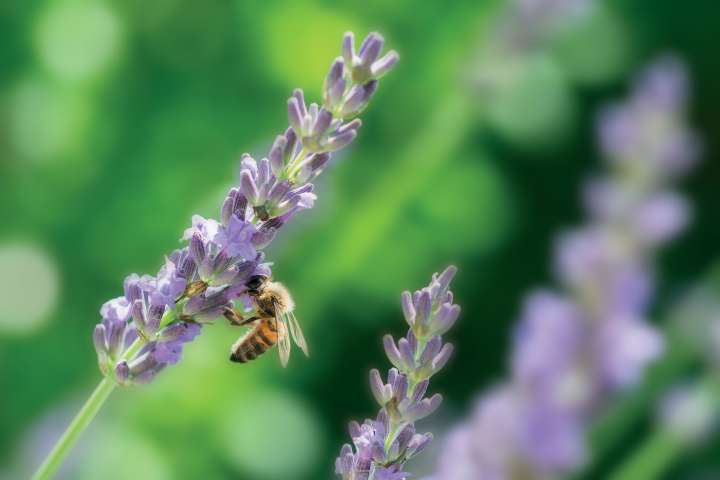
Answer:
431;56;700;479
91;31;398;385
336;266;459;480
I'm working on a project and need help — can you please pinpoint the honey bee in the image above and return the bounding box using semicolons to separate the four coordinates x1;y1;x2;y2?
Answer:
224;275;308;367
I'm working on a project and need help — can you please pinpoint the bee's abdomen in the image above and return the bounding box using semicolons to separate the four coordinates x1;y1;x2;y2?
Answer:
230;320;278;363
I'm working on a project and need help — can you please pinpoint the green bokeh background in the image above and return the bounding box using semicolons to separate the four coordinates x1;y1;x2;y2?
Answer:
1;0;719;478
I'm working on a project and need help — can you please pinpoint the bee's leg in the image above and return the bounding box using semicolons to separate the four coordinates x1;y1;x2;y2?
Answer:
236;316;259;326
223;308;259;327
179;314;215;326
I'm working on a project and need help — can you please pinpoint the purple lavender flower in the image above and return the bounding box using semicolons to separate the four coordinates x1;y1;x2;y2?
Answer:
113;318;202;385
598;57;700;179
91;31;398;386
431;56;699;479
336;266;459;480
288;90;362;152
238;153;318;223
93;303;136;376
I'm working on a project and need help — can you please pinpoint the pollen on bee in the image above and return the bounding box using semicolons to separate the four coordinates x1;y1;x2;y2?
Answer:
184;280;208;298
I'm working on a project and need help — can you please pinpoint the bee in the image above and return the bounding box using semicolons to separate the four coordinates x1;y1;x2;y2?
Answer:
224;275;308;367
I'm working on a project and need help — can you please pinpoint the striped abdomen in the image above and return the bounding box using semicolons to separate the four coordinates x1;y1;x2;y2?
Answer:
230;319;278;363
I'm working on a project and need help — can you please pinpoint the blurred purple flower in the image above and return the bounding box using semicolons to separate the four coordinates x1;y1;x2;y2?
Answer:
596;314;664;388
431;56;699;479
598;57;700;179
92;31;398;386
336;267;458;480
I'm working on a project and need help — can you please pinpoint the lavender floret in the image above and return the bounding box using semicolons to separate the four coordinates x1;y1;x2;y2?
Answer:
336;266;459;480
341;32;399;85
91;31;398;385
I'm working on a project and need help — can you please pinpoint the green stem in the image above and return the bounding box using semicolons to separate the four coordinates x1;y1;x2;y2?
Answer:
587;325;698;458
32;338;145;480
608;373;720;480
31;377;117;480
581;261;720;477
285;147;309;180
607;428;681;480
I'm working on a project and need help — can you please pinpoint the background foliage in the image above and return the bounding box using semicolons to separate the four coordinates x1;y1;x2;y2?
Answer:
1;0;719;478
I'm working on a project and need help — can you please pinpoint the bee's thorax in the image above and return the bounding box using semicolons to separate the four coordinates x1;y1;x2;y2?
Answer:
260;281;295;313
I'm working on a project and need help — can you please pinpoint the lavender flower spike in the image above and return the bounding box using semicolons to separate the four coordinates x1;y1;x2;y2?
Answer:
90;31;398;386
336;266;460;480
431;56;700;479
36;29;399;480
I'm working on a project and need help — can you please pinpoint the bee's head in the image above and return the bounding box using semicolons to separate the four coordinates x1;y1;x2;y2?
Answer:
245;275;267;295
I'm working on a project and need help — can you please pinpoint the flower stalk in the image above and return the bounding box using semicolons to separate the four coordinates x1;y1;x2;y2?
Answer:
31;377;116;480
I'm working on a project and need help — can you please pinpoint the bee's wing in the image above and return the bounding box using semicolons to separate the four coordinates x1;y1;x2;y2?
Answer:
286;311;309;357
274;301;291;368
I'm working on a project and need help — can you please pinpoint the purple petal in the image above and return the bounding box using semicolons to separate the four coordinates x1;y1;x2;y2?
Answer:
358;32;384;66
415;290;432;327
159;321;201;343
287;97;304;133
240;171;259;205
369;369;388;405
251;227;277;249
114;361;130;383
337;118;362;134
342;32;355;65
268;135;287;174
93;324;107;354
397;337;415;368
293;89;307;117
189;233;206;264
419;336;442;365
130;299;146;331
392;374;408;402
383;335;404;369
432;343;454;373
312;108;333;137
432;303;461;336
401;291;415;326
371;51;399;78
411;379;429;403
326;130;357;152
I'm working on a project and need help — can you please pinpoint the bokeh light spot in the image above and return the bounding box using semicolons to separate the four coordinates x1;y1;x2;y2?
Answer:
8;78;90;163
34;0;124;81
353;158;514;302
0;243;59;334
485;54;576;149
223;388;324;479
552;4;634;85
75;424;171;480
9;397;170;478
420;158;513;252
